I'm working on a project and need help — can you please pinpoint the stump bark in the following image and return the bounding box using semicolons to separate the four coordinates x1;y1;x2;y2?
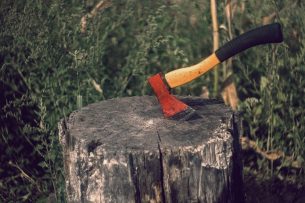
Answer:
59;96;244;203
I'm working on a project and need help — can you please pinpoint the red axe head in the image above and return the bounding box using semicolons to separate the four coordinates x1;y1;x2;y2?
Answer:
148;73;196;120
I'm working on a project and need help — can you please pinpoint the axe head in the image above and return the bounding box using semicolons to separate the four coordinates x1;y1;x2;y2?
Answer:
148;73;197;120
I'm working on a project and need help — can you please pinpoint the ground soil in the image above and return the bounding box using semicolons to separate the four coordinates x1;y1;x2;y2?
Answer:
244;169;305;203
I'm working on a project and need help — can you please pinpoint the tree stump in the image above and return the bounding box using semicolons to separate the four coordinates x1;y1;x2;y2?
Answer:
59;96;244;203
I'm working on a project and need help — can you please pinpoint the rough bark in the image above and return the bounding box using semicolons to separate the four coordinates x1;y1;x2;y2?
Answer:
59;96;244;203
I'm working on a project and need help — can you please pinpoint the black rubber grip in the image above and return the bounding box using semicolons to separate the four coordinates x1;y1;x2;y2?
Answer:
215;23;283;62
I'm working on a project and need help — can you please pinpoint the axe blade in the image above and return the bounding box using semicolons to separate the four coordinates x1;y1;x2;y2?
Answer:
148;73;196;120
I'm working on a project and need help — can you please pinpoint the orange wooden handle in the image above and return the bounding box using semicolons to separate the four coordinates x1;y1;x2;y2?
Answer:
164;53;220;88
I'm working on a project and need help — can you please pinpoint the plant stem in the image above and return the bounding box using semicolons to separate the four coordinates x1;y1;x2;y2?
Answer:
211;0;219;96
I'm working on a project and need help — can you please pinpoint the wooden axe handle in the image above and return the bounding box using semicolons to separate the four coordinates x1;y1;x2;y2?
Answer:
165;23;283;88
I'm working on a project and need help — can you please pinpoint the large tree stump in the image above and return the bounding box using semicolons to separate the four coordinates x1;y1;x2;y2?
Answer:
59;96;244;203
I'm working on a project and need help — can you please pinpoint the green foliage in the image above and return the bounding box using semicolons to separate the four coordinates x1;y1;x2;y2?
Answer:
1;0;305;201
1;0;212;201
236;1;305;176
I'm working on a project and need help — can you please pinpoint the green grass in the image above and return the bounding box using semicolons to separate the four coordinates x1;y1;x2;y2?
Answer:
1;0;304;201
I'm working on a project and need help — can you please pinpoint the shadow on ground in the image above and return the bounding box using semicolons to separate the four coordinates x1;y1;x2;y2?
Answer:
244;170;305;203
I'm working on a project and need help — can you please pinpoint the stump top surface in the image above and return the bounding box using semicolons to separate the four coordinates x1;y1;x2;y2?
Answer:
66;96;232;151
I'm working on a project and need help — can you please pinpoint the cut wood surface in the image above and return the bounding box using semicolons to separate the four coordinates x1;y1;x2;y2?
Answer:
59;96;244;203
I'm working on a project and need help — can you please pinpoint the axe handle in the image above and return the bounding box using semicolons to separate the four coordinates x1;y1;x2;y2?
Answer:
164;23;283;88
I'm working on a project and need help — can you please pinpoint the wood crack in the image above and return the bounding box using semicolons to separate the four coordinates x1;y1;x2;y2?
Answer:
157;130;166;203
128;154;141;203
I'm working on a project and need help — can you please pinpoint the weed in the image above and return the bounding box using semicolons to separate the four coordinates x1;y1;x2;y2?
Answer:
1;0;304;201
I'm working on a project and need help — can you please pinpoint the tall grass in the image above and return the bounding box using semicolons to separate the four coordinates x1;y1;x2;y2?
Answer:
1;0;304;201
236;0;305;177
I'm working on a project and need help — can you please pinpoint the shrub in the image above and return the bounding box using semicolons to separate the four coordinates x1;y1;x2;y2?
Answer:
1;0;304;201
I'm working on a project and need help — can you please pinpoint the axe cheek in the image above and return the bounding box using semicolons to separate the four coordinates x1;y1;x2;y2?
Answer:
148;73;189;118
159;95;189;118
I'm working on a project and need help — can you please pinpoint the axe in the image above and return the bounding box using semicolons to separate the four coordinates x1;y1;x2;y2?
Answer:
148;23;283;120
